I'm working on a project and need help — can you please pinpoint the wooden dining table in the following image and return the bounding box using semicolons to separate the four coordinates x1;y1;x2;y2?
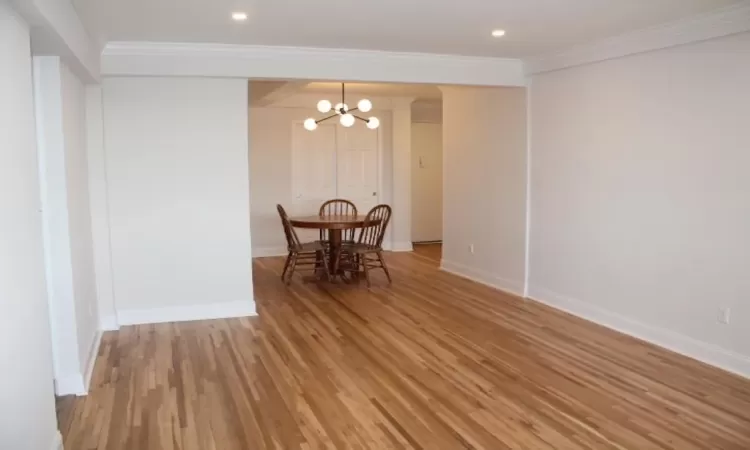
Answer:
289;214;381;279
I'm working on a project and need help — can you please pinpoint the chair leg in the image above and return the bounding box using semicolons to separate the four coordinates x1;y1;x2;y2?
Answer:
316;250;331;281
320;250;332;281
285;253;298;285
361;253;371;288
281;253;292;282
377;251;392;284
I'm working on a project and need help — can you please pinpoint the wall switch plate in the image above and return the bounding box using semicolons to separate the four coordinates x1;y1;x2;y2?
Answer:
469;244;475;254
718;307;731;325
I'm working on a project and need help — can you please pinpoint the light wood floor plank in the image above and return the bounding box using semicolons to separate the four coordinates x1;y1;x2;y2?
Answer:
58;249;750;449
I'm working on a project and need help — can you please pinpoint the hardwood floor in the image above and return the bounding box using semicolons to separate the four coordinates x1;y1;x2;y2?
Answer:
58;252;750;449
412;242;442;262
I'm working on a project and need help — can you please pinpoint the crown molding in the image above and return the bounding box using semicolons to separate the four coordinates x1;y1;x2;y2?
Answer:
101;42;526;87
524;3;750;75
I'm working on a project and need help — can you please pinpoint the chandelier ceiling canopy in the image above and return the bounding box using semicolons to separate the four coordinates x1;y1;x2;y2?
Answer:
304;83;379;131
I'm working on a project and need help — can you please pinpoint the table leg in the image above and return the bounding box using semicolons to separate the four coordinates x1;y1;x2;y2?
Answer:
328;229;342;278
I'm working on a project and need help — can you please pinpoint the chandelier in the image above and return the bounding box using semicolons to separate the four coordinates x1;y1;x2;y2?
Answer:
304;83;380;131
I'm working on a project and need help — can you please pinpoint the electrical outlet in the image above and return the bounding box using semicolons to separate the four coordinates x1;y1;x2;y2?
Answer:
718;307;731;325
469;244;475;254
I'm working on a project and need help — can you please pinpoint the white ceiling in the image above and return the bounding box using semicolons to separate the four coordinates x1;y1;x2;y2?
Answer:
74;0;742;58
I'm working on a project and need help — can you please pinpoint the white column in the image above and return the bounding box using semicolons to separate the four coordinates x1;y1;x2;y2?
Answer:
390;98;415;251
34;56;86;395
0;4;60;449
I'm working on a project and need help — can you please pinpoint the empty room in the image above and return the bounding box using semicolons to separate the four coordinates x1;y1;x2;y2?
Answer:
2;0;750;449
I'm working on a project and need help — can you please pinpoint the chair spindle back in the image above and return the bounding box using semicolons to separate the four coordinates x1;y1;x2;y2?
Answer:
277;204;302;251
358;204;392;248
319;199;358;241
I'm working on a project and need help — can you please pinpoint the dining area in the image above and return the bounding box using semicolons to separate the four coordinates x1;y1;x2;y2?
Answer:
276;200;393;287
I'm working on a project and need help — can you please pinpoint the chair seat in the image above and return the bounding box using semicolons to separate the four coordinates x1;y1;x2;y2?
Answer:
294;241;326;253
342;242;381;254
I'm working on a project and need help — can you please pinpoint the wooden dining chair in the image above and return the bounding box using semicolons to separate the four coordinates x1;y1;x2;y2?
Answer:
277;204;331;285
341;204;392;287
319;199;358;243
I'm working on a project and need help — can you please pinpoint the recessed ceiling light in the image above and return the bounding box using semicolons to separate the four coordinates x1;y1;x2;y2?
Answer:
491;29;506;37
232;12;248;21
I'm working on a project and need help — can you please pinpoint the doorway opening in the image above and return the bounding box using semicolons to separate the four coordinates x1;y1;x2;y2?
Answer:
247;79;442;260
410;101;443;263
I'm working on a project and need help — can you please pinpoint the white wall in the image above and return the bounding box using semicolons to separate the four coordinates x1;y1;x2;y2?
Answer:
412;101;442;124
103;77;254;324
391;101;415;251
411;123;443;242
0;3;60;449
61;61;99;375
529;32;750;377
441;86;527;295
249;106;394;255
86;86;118;330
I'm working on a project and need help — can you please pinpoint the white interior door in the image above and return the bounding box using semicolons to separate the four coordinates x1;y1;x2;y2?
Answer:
291;122;380;232
336;125;379;215
292;122;337;241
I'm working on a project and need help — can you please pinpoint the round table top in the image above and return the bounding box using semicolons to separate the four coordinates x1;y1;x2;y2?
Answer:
289;215;381;230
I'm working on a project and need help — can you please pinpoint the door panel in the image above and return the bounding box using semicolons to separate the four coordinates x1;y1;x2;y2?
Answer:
336;126;379;214
290;123;379;242
292;122;337;241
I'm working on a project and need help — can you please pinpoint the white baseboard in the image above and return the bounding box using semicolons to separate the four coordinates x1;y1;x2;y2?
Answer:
440;259;524;297
117;300;257;326
528;286;750;379
390;241;414;252
252;246;287;258
50;431;63;450
55;373;85;396
100;314;119;331
54;330;103;396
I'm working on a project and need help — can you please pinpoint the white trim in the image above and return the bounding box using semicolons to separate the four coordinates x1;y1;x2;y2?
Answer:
54;331;101;396
524;3;750;75
101;42;526;87
117;300;257;326
528;286;750;379
50;431;63;450
252;246;288;258
100;314;119;331
440;259;524;297
82;330;103;393
55;373;85;396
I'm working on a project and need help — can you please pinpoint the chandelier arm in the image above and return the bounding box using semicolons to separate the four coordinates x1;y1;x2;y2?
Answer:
315;113;338;124
352;114;370;122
